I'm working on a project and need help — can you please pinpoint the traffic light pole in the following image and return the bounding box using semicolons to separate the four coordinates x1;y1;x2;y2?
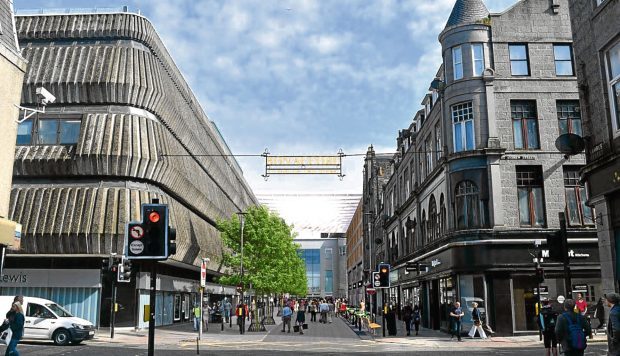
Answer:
110;279;116;339
559;212;572;296
382;289;386;337
148;261;157;356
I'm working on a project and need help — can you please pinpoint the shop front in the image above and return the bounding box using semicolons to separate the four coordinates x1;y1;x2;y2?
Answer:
0;268;101;326
398;238;601;335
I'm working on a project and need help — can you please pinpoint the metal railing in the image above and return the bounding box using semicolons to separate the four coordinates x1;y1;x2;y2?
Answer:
16;6;140;16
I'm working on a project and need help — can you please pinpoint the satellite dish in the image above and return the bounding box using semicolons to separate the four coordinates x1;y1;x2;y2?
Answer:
555;133;585;156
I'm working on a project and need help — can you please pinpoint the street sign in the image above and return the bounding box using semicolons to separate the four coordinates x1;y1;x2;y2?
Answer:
367;287;376;295
200;260;207;288
372;271;381;288
129;225;144;239
572;284;588;293
557;295;565;304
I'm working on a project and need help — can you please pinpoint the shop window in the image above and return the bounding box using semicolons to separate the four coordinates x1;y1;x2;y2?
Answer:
563;167;594;226
509;44;530;76
452;102;475;152
16;118;81;145
511;100;540;149
459;275;486;328
606;41;620;131
516;166;546;227
554;44;574;76
455;180;480;229
513;277;540;331
439;277;455;331
557;100;582;136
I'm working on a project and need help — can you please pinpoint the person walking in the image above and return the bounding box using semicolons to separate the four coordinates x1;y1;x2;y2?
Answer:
575;293;588;316
281;303;292;333
319;300;329;324
594;297;606;331
412;305;421;336
328;299;335;324
555;299;592;356
538;298;558;356
402;303;413;336
193;304;201;331
236;302;247;334
468;302;487;339
449;301;464;341
224;298;232;324
4;302;24;356
606;293;620;356
309;300;317;322
296;301;306;335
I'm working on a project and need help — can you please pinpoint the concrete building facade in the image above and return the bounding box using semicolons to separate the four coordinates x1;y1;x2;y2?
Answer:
362;0;600;335
5;9;258;329
568;0;620;296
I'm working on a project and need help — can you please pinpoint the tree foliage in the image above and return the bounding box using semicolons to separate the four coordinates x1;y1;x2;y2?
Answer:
218;205;307;295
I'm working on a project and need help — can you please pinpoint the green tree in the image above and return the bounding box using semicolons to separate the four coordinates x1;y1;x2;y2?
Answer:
218;205;307;296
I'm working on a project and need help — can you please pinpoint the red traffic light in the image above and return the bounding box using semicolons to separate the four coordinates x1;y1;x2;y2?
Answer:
148;211;160;223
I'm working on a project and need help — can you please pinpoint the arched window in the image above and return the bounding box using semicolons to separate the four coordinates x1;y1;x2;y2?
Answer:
429;195;437;241
440;194;446;235
421;210;427;245
455;180;480;229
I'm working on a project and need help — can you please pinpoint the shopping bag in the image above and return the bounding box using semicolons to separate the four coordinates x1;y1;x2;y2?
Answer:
0;328;12;346
302;323;308;330
293;325;300;332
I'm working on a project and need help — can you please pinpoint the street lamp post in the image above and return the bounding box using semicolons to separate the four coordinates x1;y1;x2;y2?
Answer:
364;212;374;319
236;211;247;334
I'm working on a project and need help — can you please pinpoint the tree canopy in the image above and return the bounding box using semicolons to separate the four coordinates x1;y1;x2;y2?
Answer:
217;205;307;296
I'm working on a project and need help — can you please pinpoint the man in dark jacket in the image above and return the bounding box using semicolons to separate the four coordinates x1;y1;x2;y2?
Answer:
538;298;558;356
555;299;592;356
606;293;620;356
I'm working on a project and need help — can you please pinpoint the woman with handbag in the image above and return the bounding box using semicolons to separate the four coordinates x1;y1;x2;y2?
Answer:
5;302;24;356
468;302;487;339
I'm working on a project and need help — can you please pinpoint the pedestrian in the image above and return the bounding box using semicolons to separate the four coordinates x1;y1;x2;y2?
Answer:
281;303;292;333
339;300;347;318
360;299;365;314
319;300;329;324
606;293;620;356
402;303;413;336
296;301;306;335
468;302;487;339
236;302;246;334
449;301;464;341
202;303;211;332
594;297;606;331
537;298;558;356
193;304;201;331
4;302;24;356
328;299;335;323
224;298;232;323
555;299;592;356
575;293;587;316
309;300;317;322
412;305;421;336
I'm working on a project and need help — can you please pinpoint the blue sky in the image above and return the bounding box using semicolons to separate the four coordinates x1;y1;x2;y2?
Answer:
16;0;517;196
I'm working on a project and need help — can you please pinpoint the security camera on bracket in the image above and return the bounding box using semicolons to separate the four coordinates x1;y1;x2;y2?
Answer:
15;86;56;123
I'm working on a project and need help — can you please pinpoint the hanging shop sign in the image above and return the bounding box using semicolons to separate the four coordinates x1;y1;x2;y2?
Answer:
262;150;345;179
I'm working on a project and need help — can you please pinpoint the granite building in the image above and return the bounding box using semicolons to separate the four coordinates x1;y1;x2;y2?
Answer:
568;0;620;296
3;8;258;328
363;0;600;335
345;199;364;305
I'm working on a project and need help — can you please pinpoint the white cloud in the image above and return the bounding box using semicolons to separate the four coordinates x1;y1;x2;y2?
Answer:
307;34;349;55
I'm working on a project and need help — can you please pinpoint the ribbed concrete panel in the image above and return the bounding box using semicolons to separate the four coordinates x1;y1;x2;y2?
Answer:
9;183;220;267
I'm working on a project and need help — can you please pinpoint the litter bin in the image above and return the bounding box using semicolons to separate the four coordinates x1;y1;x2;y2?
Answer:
386;311;397;336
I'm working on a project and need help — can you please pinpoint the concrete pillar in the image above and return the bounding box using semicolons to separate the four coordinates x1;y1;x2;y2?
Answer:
0;46;26;217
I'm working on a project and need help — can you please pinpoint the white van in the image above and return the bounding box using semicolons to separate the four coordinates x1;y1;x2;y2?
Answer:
0;296;95;345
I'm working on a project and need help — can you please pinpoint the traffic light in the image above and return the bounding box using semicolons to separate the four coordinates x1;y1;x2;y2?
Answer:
378;263;390;288
546;231;566;262
535;266;545;283
168;227;177;256
126;204;169;260
117;257;132;282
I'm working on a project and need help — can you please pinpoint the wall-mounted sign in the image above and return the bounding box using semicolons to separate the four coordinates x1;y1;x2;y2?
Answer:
431;259;441;268
541;249;591;259
572;284;588;293
533;286;549;295
501;155;536;160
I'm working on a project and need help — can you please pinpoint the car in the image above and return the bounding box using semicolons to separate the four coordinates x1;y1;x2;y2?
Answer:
0;296;95;345
459;297;486;334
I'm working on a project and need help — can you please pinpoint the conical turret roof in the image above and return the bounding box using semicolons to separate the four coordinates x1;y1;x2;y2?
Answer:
444;0;489;29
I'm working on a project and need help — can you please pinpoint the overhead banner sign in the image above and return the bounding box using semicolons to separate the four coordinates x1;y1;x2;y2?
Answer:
262;150;345;179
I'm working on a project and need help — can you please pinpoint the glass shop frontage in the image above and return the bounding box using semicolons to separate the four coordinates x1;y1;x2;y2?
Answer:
392;238;601;335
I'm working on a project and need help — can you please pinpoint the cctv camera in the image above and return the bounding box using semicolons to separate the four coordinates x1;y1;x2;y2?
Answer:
36;87;56;105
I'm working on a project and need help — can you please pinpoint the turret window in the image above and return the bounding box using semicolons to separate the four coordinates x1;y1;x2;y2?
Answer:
472;43;484;76
452;102;475;152
452;46;463;80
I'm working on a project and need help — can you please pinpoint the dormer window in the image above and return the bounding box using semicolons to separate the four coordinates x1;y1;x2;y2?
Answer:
453;46;463;80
